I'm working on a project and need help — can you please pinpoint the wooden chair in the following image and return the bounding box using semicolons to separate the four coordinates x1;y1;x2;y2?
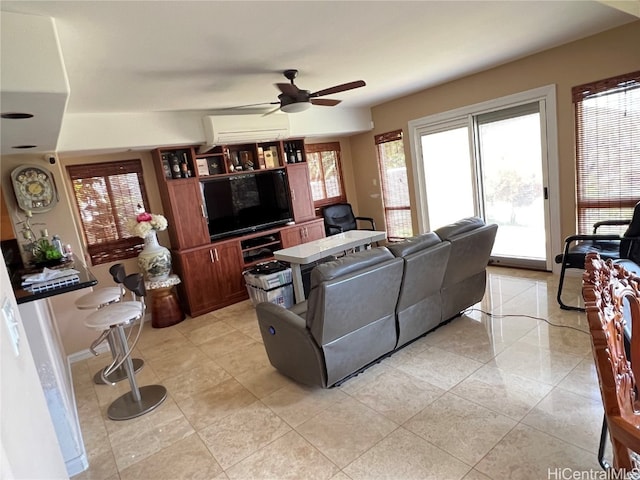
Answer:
583;252;640;472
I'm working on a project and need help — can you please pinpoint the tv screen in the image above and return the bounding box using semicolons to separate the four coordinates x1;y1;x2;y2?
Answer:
200;169;293;240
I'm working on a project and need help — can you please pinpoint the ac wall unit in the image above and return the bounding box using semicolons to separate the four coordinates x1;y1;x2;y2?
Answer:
200;114;290;152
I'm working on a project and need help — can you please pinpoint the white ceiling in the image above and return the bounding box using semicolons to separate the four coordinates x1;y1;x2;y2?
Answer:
0;0;638;154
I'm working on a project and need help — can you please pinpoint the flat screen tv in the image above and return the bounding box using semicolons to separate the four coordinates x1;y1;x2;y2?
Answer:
200;169;293;240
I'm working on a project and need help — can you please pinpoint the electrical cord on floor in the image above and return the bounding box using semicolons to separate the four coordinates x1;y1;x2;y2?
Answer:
462;307;590;335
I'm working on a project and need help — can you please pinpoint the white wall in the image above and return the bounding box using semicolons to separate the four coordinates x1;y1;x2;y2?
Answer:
0;261;68;479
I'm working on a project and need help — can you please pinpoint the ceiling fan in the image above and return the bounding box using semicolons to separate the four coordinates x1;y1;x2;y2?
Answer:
236;69;366;114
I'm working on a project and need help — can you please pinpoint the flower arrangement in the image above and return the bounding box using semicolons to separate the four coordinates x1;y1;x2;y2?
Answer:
127;205;168;238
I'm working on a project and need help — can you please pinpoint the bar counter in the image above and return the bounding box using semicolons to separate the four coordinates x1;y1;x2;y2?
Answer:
11;254;98;304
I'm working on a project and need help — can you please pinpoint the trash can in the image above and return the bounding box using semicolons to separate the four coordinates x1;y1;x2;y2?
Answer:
243;261;294;308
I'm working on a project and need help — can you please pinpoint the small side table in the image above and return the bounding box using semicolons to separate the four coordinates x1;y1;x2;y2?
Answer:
145;274;185;328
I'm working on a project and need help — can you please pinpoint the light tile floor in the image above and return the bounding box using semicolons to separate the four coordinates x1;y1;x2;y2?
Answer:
71;267;605;480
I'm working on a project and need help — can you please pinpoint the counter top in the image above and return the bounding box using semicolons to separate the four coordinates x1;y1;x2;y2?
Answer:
12;255;98;304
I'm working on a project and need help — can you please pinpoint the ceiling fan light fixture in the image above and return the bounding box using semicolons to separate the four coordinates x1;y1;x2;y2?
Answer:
280;101;311;113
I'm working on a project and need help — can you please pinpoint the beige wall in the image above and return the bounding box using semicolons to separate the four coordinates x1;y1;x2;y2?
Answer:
348;20;640;244
0;150;165;355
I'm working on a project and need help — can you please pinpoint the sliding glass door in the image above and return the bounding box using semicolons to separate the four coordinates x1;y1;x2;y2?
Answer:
421;122;476;229
416;99;552;270
475;103;547;266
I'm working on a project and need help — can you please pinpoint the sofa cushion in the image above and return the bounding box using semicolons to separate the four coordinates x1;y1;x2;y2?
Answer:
387;232;441;257
434;216;485;241
305;246;403;386
311;247;394;282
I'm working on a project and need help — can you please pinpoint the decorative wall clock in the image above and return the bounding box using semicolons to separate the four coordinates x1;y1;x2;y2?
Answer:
11;164;58;213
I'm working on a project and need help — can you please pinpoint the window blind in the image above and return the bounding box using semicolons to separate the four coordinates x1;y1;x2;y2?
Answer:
573;71;640;234
375;130;413;240
67;159;149;265
305;142;346;207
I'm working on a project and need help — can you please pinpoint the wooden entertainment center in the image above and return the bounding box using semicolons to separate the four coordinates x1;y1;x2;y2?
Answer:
151;139;325;317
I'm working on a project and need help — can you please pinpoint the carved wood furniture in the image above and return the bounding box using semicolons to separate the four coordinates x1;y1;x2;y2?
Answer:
583;252;640;473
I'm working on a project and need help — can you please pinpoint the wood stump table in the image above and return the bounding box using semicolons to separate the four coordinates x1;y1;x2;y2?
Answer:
145;274;185;328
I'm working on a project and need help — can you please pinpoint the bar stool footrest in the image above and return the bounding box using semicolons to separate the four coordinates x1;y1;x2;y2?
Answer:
93;358;144;385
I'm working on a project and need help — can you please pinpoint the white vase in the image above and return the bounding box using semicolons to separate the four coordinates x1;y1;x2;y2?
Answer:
137;231;171;282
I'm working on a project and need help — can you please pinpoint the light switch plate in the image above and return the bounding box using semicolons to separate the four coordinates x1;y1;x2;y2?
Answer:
2;296;20;356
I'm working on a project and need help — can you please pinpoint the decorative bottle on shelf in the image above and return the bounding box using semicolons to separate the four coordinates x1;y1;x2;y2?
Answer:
288;144;296;164
170;154;181;179
296;148;303;163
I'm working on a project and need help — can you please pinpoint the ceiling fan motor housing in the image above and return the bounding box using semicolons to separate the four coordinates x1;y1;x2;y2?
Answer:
278;90;311;106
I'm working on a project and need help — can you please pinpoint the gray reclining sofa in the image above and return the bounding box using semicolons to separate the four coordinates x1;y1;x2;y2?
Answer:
256;216;498;388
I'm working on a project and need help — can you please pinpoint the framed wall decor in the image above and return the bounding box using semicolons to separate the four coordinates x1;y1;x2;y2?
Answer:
11;164;58;213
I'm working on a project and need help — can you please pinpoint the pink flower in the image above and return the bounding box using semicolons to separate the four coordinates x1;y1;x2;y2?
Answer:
136;212;153;222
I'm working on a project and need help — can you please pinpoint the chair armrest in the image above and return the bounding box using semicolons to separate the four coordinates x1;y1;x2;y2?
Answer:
554;233;623;264
563;233;622;245
607;415;640;455
593;219;631;233
325;222;344;235
355;216;376;231
255;302;326;387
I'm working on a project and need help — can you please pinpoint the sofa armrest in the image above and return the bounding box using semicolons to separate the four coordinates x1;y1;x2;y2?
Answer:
255;302;327;387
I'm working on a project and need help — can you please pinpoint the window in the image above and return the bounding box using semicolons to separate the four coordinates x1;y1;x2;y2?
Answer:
375;130;413;240
573;71;640;234
305;142;346;207
67;160;149;265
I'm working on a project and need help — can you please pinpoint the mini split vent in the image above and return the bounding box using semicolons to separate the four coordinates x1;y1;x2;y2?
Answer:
200;114;290;153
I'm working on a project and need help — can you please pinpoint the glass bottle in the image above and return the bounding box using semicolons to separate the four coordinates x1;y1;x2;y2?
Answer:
170;154;181;179
52;235;65;257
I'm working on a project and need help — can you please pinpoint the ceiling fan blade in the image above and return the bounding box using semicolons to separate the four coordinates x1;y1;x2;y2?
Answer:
275;82;300;97
310;98;341;107
228;101;278;109
310;80;366;98
262;106;282;117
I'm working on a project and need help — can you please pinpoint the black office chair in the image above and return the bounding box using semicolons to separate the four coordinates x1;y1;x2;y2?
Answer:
555;201;640;311
322;203;376;236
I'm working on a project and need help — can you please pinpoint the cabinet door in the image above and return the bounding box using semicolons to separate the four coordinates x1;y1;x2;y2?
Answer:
286;163;316;222
280;219;325;248
304;219;326;242
174;241;245;317
165;180;210;249
210;239;246;300
280;225;304;248
174;247;219;316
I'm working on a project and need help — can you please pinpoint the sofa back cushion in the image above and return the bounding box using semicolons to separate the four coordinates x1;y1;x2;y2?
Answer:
435;217;497;288
306;247;403;385
307;247;403;344
386;232;441;257
389;234;451;346
387;232;448;310
393;243;450;310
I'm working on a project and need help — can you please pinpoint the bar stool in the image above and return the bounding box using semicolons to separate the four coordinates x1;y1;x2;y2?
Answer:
84;273;167;420
75;264;144;384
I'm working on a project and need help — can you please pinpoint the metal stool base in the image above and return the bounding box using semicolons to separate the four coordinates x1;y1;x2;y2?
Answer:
107;384;167;421
93;358;144;385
